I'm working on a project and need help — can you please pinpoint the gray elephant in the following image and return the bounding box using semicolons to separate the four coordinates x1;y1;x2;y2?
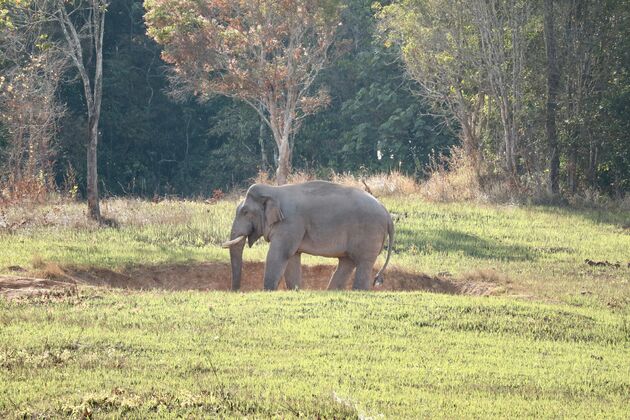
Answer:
222;181;394;291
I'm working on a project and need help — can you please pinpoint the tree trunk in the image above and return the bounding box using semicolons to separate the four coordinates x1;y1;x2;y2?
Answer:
276;135;291;185
258;115;268;172
88;0;105;221
87;113;100;221
544;0;560;195
499;99;516;174
567;139;578;194
55;0;106;221
588;140;598;187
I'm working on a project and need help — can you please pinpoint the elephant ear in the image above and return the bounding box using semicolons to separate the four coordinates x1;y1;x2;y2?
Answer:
247;184;284;239
264;198;284;228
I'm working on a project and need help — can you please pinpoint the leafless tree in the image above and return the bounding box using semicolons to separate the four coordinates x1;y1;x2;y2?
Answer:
544;0;560;194
470;0;529;175
0;3;67;200
50;0;107;220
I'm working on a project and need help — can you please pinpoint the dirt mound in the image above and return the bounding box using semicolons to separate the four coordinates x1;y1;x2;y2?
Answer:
1;262;498;299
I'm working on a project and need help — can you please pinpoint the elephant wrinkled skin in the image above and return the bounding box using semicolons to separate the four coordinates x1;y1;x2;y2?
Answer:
222;181;394;291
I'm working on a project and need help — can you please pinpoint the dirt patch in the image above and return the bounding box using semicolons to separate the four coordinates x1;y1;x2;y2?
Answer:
1;262;498;299
0;275;77;300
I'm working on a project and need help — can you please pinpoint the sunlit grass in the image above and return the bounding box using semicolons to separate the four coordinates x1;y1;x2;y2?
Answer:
1;291;628;418
381;198;630;305
0;199;237;268
1;197;629;417
1;196;628;305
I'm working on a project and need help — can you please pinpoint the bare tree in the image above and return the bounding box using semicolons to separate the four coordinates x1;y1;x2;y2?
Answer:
544;0;560;194
51;0;107;220
145;0;341;185
0;2;67;200
470;0;529;175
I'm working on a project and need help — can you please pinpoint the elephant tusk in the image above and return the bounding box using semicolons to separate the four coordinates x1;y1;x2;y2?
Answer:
222;235;246;248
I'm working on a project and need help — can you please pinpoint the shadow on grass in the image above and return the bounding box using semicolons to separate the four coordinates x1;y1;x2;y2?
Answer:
534;205;630;230
395;227;536;262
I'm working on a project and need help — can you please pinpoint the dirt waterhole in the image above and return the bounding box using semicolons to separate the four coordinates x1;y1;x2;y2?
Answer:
0;262;499;299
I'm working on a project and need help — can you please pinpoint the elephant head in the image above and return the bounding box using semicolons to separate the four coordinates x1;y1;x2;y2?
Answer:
222;184;284;290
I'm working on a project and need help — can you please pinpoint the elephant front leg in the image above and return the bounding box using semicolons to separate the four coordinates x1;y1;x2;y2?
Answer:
284;253;302;290
263;243;292;290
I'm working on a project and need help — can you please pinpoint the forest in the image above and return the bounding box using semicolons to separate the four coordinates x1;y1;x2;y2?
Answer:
0;0;628;208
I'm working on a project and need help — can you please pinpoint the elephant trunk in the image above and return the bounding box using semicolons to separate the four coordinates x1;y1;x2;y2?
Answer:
227;220;247;291
229;239;245;291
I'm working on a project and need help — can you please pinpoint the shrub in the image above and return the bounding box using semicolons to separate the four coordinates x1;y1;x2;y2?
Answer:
420;147;483;202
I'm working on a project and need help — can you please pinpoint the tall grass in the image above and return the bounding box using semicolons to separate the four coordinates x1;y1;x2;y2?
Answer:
251;169;419;197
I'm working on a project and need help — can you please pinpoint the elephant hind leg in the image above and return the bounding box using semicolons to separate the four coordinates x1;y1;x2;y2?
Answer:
284;253;302;290
353;258;377;290
327;257;355;290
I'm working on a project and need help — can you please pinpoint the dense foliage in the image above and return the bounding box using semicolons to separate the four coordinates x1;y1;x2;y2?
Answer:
0;0;628;199
378;0;630;195
0;0;454;197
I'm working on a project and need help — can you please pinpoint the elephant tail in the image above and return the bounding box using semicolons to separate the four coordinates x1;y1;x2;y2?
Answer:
374;215;394;287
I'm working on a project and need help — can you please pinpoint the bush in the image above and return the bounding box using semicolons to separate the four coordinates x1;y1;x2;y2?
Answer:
419;147;566;205
420;147;484;202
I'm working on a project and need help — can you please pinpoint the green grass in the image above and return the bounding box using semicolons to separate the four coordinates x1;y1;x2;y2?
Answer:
0;199;237;268
1;197;629;417
383;199;630;304
1;197;628;304
1;291;629;418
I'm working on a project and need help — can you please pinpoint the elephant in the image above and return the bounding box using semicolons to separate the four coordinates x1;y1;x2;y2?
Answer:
221;181;394;291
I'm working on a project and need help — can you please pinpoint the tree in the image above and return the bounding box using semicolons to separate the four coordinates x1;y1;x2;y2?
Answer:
51;0;107;220
470;0;529;175
377;0;484;160
0;0;67;199
543;0;560;195
145;0;342;184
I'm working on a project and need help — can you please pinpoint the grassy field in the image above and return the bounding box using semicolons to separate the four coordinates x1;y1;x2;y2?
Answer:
1;197;628;304
1;196;629;417
2;290;629;418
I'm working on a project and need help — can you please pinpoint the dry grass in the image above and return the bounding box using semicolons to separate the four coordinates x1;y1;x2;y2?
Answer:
331;171;418;196
0;177;59;206
460;268;510;283
250;157;629;207
566;188;630;211
251;169;419;197
420;147;559;205
0;198;201;231
420;147;486;202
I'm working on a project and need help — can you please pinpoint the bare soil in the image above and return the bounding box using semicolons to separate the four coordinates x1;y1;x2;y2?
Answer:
0;262;498;299
0;276;77;300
